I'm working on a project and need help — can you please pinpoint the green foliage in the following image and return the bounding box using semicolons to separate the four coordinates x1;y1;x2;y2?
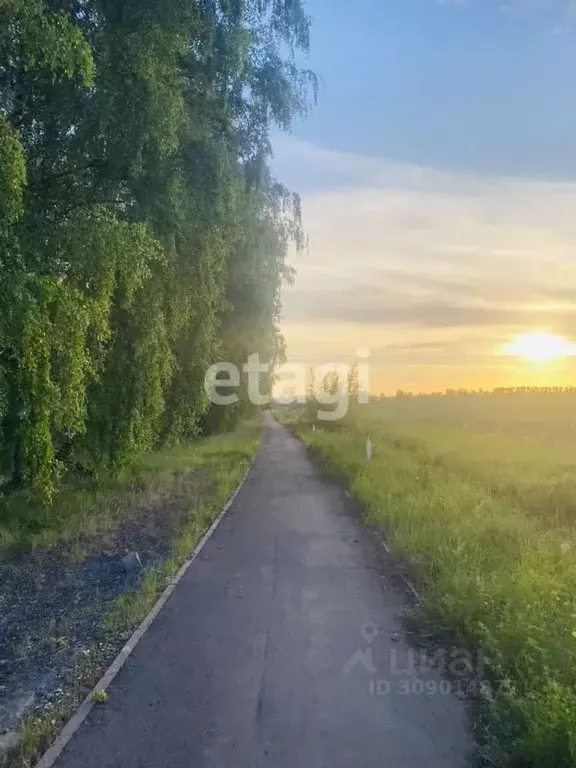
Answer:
0;418;261;550
0;0;312;503
0;0;94;85
90;690;108;704
0;116;26;223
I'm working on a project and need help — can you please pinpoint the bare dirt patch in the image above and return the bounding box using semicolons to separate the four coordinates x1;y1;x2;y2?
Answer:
0;471;212;735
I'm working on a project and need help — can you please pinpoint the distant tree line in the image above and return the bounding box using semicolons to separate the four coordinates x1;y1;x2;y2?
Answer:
380;386;576;400
0;0;315;500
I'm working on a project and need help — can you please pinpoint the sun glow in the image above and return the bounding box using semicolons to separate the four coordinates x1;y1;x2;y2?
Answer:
504;332;576;363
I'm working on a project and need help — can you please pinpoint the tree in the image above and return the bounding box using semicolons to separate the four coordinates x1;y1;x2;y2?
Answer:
0;0;315;501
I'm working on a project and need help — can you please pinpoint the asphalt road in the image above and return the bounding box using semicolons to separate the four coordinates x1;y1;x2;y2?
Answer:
55;417;472;767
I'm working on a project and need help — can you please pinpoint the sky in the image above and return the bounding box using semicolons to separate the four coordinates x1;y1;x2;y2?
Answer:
272;0;576;395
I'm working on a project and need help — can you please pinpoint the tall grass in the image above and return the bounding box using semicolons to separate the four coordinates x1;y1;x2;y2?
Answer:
0;423;261;550
292;400;576;767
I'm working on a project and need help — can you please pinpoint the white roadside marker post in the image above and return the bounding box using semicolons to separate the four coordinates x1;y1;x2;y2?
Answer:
366;437;372;460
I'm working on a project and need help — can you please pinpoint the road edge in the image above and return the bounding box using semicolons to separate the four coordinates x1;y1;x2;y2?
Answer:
34;455;257;768
280;419;422;602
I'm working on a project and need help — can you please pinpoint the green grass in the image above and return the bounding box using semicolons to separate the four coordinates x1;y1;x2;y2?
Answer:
90;690;108;704
0;422;261;550
360;407;576;530
286;399;576;767
102;443;252;633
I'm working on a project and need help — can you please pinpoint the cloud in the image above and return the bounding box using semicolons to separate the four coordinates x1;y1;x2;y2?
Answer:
282;290;576;330
435;0;576;27
272;136;576;389
281;266;576;332
437;0;576;10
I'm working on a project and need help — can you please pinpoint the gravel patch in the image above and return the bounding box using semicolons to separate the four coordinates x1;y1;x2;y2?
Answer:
0;486;196;736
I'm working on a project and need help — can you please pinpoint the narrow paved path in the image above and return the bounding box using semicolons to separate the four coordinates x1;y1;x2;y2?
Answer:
56;418;472;767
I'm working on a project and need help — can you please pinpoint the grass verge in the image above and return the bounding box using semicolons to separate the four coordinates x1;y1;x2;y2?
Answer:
0;424;259;550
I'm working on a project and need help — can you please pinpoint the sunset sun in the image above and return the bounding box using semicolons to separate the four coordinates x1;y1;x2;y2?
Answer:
504;332;576;363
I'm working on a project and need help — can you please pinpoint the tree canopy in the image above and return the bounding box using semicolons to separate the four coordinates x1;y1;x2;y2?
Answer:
0;0;314;501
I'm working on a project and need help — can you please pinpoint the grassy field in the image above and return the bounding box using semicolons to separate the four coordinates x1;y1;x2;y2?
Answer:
279;395;576;767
